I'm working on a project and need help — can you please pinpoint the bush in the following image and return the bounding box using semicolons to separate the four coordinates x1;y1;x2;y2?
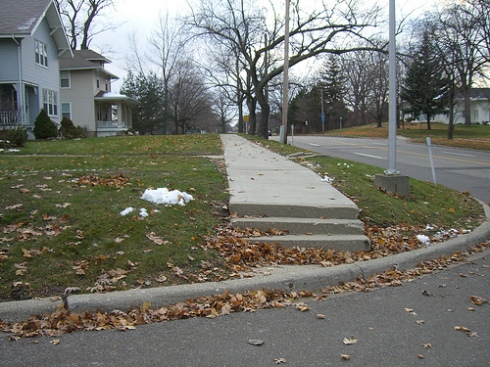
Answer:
6;127;28;147
33;109;57;140
60;117;87;139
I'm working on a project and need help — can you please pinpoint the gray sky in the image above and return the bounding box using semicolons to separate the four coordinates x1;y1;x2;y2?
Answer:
93;0;439;92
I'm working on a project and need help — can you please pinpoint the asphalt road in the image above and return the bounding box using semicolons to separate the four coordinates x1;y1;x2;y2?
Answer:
1;250;488;367
278;135;490;204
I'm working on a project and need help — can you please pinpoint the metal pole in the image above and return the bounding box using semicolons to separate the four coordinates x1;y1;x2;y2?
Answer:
280;0;290;144
321;89;325;132
387;0;397;175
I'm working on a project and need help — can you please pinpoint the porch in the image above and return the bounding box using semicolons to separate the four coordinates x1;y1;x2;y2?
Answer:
94;91;138;137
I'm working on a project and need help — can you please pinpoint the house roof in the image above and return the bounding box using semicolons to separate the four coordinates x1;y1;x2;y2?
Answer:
470;88;490;100
0;0;72;58
94;91;139;106
60;50;118;79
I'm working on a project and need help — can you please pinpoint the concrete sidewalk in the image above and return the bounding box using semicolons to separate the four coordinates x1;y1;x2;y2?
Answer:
1;135;489;322
221;134;370;251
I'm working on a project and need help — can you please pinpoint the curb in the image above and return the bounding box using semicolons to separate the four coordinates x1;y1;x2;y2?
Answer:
1;202;489;323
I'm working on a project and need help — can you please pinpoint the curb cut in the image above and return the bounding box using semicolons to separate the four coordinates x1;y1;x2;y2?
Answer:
1;202;489;323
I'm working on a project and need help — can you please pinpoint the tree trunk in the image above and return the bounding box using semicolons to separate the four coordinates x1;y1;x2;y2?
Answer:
256;89;270;139
463;85;471;125
447;85;455;139
427;114;432;130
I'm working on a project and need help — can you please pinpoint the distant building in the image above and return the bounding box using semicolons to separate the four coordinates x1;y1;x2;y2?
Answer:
407;88;490;125
0;0;72;136
59;49;138;137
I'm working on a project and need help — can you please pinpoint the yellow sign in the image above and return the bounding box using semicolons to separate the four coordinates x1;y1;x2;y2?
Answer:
244;114;249;122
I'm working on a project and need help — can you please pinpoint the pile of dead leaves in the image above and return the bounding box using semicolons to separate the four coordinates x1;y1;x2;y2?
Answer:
1;241;488;341
0;289;310;340
201;223;466;272
74;174;129;188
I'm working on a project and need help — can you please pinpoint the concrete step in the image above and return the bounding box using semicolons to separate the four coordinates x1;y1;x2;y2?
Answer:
231;217;365;235
229;203;360;220
250;234;371;252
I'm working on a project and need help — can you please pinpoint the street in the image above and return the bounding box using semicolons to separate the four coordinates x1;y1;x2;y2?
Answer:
278;135;490;203
1;250;489;366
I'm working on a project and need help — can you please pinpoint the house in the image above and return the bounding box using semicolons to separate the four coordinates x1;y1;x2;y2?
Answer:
0;0;72;135
59;49;138;137
445;88;490;125
407;88;490;125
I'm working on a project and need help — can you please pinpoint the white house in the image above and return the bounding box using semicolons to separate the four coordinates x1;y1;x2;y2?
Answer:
59;49;138;137
411;88;490;125
0;0;72;135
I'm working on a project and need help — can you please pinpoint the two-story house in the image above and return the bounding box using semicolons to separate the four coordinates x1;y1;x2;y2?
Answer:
0;0;72;135
59;49;138;137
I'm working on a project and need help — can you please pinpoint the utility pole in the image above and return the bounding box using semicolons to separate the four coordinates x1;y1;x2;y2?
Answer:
387;0;397;175
374;0;410;199
280;0;290;144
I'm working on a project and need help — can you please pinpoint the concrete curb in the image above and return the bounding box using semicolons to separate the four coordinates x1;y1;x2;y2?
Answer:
1;201;489;323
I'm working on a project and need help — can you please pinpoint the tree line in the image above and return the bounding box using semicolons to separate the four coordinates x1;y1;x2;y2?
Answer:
56;0;489;138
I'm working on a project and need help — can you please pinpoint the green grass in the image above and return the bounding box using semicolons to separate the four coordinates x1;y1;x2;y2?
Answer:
0;133;485;302
0;135;229;301
322;123;490;150
242;136;484;227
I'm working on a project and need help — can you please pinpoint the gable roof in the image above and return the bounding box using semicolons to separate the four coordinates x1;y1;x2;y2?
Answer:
0;0;72;58
60;50;118;79
455;88;490;101
470;88;490;100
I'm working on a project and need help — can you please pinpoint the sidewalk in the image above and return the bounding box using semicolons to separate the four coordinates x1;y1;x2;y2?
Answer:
1;134;489;322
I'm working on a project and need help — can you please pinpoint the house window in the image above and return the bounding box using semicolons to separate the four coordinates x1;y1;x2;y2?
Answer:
35;40;48;67
96;79;100;89
60;71;70;88
61;103;71;120
42;89;58;116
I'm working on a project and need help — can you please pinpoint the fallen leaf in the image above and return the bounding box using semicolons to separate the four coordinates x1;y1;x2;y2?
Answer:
317;313;326;319
50;339;60;345
343;337;358;345
422;343;432;349
274;358;286;364
470;295;487;305
247;339;264;346
155;275;167;283
340;354;350;360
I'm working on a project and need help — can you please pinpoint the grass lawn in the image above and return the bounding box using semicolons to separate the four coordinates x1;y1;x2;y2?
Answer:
0;133;486;302
322;122;490;150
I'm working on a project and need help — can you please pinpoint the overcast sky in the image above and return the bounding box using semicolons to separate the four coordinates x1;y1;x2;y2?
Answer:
93;0;440;92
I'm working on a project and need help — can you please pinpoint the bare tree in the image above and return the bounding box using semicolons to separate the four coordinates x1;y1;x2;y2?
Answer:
55;0;117;50
168;60;214;134
187;0;383;139
437;2;488;125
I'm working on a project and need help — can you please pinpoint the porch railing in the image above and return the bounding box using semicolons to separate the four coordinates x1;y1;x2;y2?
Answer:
0;111;18;127
96;120;129;129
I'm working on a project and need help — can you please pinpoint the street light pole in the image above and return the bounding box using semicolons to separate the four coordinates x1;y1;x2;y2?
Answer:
280;0;290;144
387;0;397;175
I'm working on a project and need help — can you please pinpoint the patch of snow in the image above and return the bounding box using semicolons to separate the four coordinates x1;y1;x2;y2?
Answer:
139;208;149;217
120;207;134;216
417;234;431;246
321;175;334;183
141;188;193;206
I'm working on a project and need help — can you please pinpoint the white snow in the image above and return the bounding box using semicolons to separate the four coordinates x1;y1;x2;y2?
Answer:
417;234;431;246
120;188;193;217
120;207;134;216
321;175;334;183
141;187;193;206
